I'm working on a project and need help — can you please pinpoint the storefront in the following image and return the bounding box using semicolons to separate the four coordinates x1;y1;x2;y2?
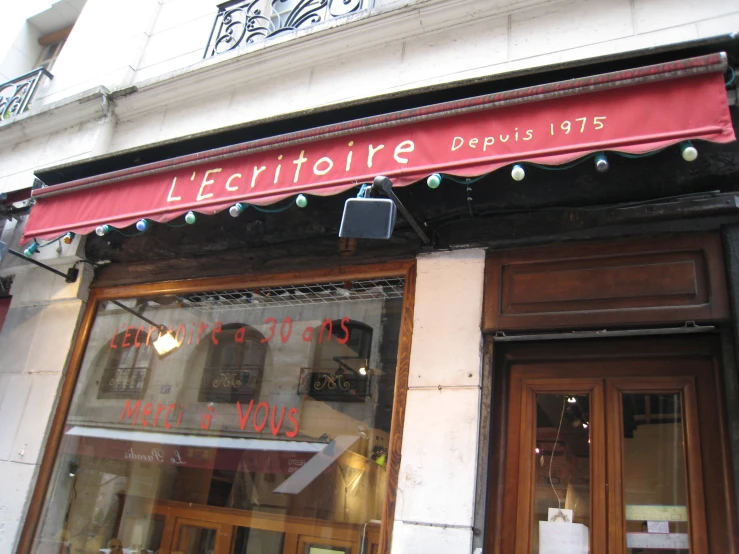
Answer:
13;51;739;554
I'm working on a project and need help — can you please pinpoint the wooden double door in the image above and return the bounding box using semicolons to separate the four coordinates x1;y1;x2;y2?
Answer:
487;336;738;554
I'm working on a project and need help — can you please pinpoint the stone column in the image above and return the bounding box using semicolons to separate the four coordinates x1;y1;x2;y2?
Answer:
391;249;485;554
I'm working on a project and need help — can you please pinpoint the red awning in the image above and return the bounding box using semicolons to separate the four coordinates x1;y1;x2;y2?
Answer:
22;53;735;243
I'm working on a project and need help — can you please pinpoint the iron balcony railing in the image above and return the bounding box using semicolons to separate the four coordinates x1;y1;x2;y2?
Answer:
0;67;53;121
204;0;369;59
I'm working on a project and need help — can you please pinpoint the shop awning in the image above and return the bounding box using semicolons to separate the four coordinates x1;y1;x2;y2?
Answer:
64;425;324;473
22;53;735;242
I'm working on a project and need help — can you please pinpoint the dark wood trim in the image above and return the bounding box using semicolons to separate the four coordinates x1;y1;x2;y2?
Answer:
16;260;416;554
483;233;729;332
379;262;416;554
484;341;508;554
15;289;100;554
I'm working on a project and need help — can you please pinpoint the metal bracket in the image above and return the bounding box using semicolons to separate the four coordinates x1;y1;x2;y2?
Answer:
0;241;78;283
373;176;431;245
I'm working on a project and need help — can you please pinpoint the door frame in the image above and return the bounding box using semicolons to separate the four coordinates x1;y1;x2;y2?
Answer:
484;335;738;554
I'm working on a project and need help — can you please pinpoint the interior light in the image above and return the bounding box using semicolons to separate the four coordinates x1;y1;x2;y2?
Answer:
511;164;525;181
135;219;149;232
535;446;541;454
680;141;698;162
95;225;111;236
296;194;308;208
62;232;75;245
153;328;179;356
24;242;39;257
229;203;246;217
68;462;78;478
185;211;196;224
594;153;609;173
427;173;442;189
582;422;589;429
567;396;577;404
358;366;368;376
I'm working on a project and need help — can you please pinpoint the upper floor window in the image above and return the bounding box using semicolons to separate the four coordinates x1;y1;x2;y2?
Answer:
36;26;73;72
204;0;370;58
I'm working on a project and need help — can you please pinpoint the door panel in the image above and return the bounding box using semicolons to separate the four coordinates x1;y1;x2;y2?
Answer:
509;378;606;554
489;337;738;554
606;377;707;554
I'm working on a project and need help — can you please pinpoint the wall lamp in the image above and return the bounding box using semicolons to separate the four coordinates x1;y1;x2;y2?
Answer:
339;176;430;245
108;299;179;356
0;240;79;283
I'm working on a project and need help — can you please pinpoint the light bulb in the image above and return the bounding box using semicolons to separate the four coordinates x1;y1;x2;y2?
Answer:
153;330;179;356
135;219;149;232
358;367;367;376
535;447;541;454
62;232;75;244
24;242;39;257
680;141;698;162
95;225;111;236
511;164;525;181
567;396;577;404
229;203;245;217
427;173;442;189
582;422;589;429
185;211;196;224
594;153;609;173
296;194;308;208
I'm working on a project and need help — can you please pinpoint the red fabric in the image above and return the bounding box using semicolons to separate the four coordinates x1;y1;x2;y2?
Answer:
22;70;734;242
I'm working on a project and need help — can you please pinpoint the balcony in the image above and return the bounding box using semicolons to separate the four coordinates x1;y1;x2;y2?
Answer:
204;0;370;59
0;68;53;121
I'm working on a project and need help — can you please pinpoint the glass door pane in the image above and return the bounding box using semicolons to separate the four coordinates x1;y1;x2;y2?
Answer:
532;394;591;554
176;524;217;554
622;393;690;553
232;526;284;554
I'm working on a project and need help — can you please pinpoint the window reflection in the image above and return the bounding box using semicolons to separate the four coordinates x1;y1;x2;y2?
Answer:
33;279;404;554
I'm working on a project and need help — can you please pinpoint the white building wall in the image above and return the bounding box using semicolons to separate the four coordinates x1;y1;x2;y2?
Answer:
392;249;485;553
0;220;92;554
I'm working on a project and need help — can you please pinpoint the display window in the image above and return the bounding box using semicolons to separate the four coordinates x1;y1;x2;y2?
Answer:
30;272;411;554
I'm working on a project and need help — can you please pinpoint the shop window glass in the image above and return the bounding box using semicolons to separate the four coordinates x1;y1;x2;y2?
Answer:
32;278;404;554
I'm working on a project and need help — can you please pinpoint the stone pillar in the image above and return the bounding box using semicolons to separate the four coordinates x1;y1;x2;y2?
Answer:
0;219;92;554
391;249;485;554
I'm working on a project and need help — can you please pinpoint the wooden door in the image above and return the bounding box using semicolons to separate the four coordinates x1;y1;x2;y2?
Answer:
488;337;738;554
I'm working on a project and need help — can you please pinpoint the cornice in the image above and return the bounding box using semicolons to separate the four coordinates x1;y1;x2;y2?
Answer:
0;86;110;150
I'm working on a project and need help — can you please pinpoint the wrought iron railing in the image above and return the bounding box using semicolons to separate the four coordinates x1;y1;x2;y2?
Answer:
204;0;369;58
0;67;53;121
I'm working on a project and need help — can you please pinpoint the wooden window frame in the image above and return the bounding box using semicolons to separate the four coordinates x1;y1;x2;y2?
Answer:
16;260;417;554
